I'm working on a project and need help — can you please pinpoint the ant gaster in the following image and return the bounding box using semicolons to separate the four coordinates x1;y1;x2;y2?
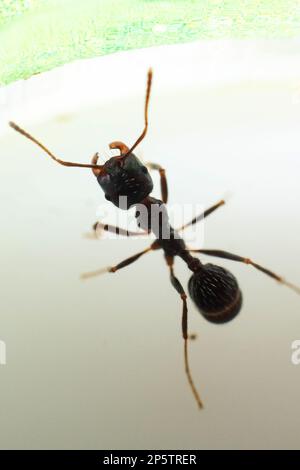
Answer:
9;69;300;409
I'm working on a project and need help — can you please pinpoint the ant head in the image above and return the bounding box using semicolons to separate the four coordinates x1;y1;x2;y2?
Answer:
8;69;153;210
92;142;153;209
188;263;242;324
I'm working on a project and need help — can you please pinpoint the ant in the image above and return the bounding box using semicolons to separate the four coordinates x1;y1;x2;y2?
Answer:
9;69;300;409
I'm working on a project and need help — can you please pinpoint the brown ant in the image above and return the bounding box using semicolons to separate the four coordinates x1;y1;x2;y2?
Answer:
9;69;300;409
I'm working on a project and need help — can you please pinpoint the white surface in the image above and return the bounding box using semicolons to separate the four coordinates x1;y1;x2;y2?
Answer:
0;40;300;449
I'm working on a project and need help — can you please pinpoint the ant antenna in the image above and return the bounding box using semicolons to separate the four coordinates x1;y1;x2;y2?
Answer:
124;68;152;156
9;121;104;171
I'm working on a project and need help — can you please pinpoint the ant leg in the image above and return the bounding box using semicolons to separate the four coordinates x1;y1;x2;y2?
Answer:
81;241;160;279
165;255;203;409
189;248;300;294
177;199;225;231
86;221;150;239
146;163;168;204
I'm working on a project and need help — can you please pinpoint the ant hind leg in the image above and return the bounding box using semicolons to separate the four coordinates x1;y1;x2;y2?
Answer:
189;248;300;294
165;255;203;409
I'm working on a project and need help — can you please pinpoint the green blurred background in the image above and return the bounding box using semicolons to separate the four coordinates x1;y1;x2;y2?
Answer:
1;0;300;85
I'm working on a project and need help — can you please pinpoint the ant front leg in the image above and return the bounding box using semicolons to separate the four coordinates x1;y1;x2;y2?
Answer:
146;163;168;204
189;248;300;294
89;221;150;239
177;199;225;231
81;241;160;279
165;255;203;409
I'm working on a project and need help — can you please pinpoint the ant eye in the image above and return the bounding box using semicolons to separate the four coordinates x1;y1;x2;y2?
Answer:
188;264;242;324
105;194;111;201
141;165;148;173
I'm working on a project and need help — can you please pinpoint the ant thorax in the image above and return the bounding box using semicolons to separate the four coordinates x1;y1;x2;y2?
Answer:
134;196;186;255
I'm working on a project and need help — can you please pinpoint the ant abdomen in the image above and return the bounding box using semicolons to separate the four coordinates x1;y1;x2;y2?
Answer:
188;264;242;324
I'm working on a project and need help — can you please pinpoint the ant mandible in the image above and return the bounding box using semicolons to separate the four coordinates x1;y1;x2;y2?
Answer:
9;69;300;409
